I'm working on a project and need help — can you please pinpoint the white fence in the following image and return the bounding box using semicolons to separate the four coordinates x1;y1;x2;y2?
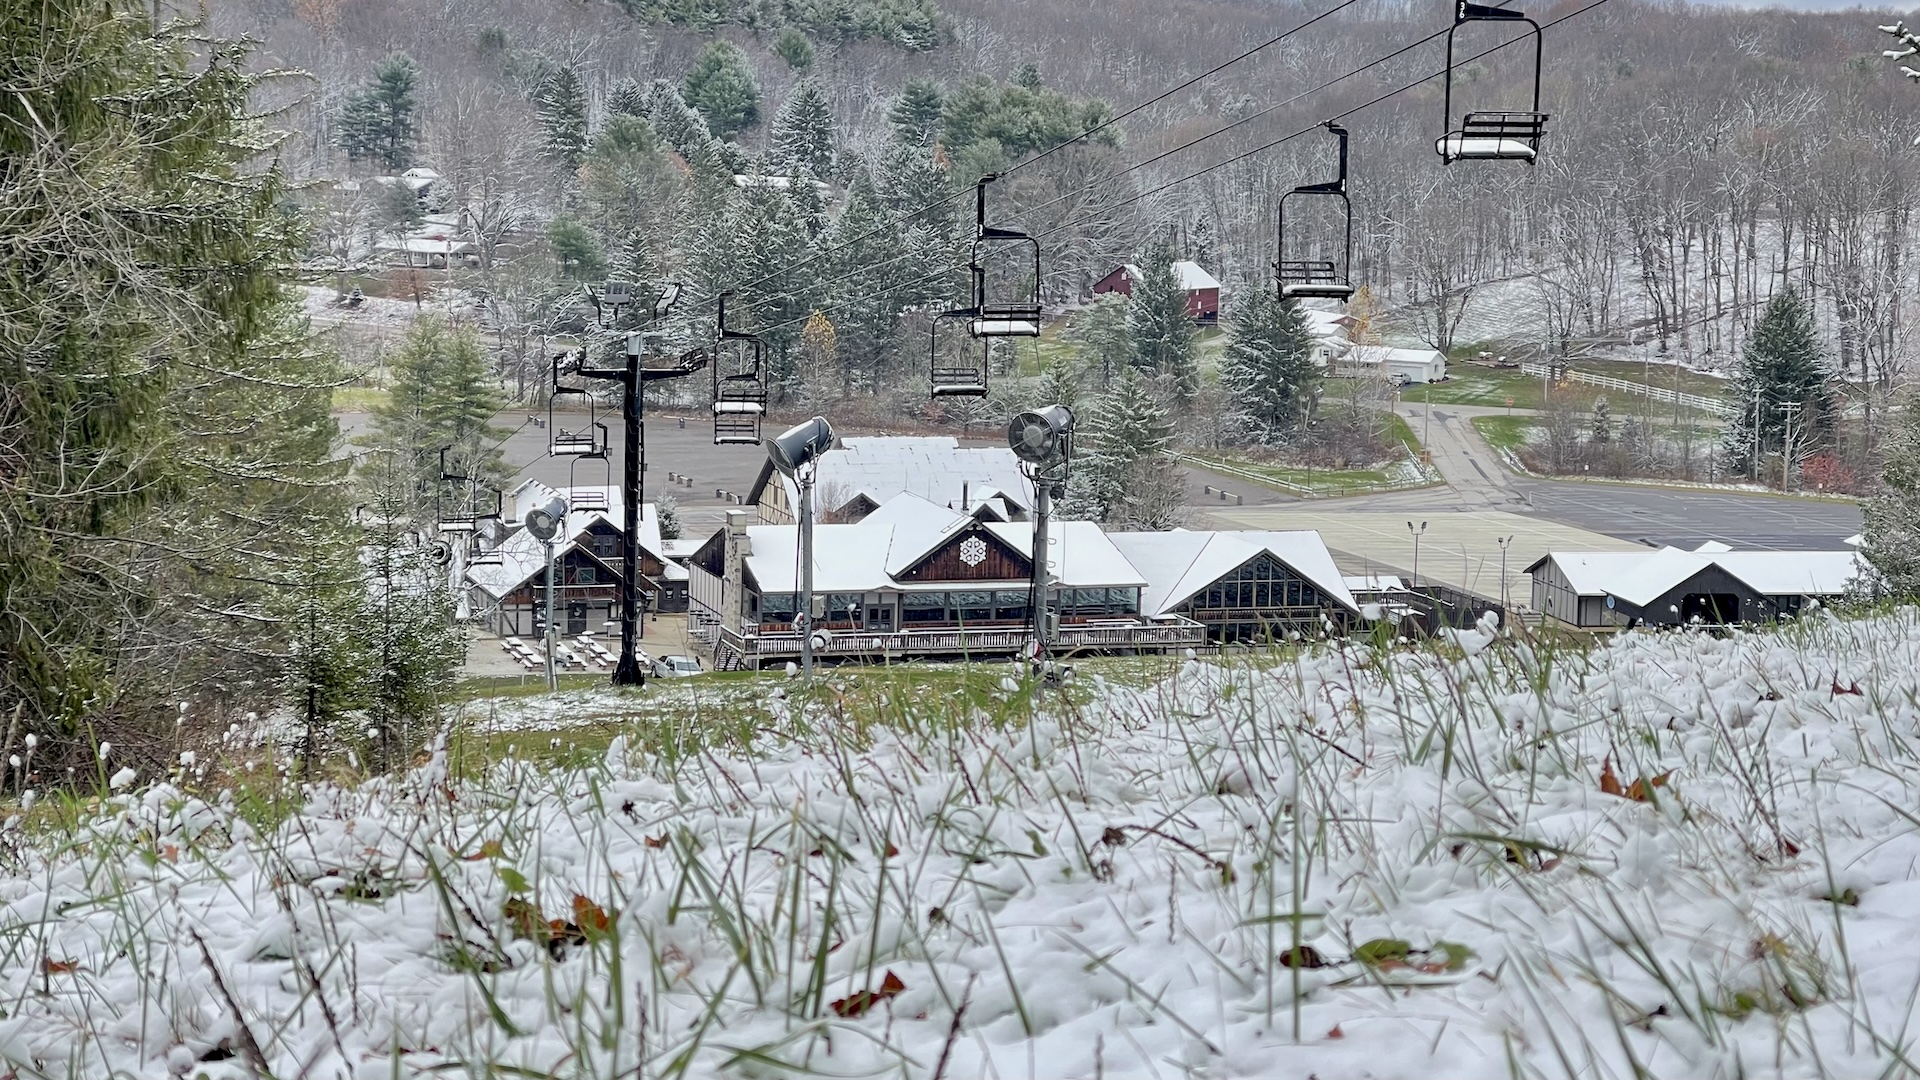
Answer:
1520;363;1731;416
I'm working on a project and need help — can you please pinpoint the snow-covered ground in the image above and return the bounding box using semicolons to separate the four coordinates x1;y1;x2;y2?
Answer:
6;613;1920;1078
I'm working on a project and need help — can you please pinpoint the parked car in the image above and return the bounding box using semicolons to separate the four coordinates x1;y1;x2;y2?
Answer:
653;655;702;678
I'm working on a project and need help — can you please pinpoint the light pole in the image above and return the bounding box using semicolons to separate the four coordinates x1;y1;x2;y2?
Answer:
768;417;836;681
1779;399;1801;493
526;495;568;692
1008;405;1075;677
1406;520;1427;589
1495;534;1514;612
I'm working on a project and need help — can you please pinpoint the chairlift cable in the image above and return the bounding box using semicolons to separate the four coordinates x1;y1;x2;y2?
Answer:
728;0;1612;344
715;0;1379;305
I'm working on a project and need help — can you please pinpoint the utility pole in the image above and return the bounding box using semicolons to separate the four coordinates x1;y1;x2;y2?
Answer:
1779;399;1801;493
576;283;700;688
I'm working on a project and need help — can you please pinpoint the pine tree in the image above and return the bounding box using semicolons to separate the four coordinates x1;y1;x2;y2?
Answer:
3;1;349;747
769;79;835;179
772;28;814;72
1219;291;1318;444
1034;353;1086;419
1590;397;1613;445
338;53;422;171
1066;366;1181;526
683;41;761;139
1126;244;1198;400
549;217;610;281
609;77;648;117
535;65;589;171
888;78;944;146
1722;289;1834;476
355;465;465;769
370;319;509;497
1861;393;1920;597
1066;294;1133;387
657;494;684;540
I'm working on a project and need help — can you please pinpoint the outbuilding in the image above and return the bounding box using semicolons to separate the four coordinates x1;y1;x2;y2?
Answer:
1092;260;1222;324
1526;547;1860;628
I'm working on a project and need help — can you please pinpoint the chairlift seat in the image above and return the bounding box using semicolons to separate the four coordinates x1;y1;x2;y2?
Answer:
1281;282;1356;301
930;373;989;398
1436;112;1544;162
969;317;1040;338
550;431;600;456
439;519;476;533
712;400;766;414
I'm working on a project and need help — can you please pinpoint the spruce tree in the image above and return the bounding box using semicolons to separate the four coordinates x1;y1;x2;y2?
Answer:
3;1;349;747
772;28;814;72
535;65;589;171
1861;393;1920;597
1066;366;1181;526
769;79;835;179
338;53;422;171
888;78;944;146
1066;294;1133;387
370;319;509;497
1220;291;1318;444
609;77;649;117
1126;244;1198;401
683;41;761;139
1722;289;1834;476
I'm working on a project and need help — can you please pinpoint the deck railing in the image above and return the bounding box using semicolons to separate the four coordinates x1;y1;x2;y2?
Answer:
716;616;1206;661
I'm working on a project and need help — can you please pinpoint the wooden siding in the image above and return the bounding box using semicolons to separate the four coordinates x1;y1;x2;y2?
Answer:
897;526;1031;583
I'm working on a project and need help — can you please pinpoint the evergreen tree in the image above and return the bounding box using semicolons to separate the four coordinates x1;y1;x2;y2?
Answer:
1860;393;1920;597
370;319;509;496
683;41;761;139
549;217;610;281
3;1;349;747
609;77;649;117
1219;291;1318;444
772;28;814;71
769;79;835;179
1066;294;1133;387
1126;244;1198;400
657;494;684;540
355;465;465;769
940;73;1114;160
535;65;589;171
1033;353;1087;419
888;78;944;146
1722;289;1834;476
1066;366;1181;527
1590;397;1613;445
582;114;681;242
338;52;422;171
645;79;731;177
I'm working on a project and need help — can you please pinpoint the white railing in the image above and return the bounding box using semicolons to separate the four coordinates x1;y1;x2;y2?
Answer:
1521;363;1731;416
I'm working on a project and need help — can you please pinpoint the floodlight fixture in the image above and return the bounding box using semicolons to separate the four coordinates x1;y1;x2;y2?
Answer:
767;417;836;477
526;495;569;542
655;282;685;319
1007;404;1074;465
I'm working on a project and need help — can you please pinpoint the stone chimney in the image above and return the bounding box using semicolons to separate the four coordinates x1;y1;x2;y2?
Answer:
724;510;753;630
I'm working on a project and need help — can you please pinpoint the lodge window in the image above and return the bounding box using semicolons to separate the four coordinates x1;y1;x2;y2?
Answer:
1189;558;1318;610
902;592;946;624
577;565;597;585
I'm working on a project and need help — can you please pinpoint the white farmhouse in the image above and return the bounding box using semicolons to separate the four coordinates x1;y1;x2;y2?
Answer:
1335;345;1448;385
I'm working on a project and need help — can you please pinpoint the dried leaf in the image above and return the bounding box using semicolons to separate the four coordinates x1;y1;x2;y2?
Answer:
1624;771;1672;802
42;959;79;974
1326;1024;1345;1039
1598;757;1624;798
830;970;908;1017
161;844;179;863
572;894;611;935
1831;677;1863;697
503;897;544;940
462;839;504;861
644;834;668;849
1279;945;1327;969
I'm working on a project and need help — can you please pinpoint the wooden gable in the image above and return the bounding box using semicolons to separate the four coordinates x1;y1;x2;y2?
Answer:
896;524;1030;583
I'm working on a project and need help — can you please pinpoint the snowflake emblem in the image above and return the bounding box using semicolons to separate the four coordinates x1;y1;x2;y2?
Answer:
958;536;989;567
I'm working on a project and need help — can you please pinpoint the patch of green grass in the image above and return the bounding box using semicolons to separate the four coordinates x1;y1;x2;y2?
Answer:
1186;450;1425;494
332;384;391;412
1379;411;1421;453
1472;415;1533;453
1415;368;1571;410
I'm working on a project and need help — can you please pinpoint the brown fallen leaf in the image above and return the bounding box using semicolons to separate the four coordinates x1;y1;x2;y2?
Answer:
572;894;611;936
43;959;80;974
1326;1024;1345;1039
1598;756;1624;798
462;839;503;861
830;970;908;1017
1831;677;1863;697
644;834;668;849
504;897;544;940
1624;772;1672;802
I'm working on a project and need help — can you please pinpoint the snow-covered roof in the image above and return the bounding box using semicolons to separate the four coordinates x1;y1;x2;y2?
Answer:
466;510;619;600
1343;574;1406;593
1108;530;1357;616
1528;548;1861;605
765;437;1032;519
1120;261;1221;292
1342;345;1445;367
982;521;1147;590
739;493;1143;594
1302;310;1354;341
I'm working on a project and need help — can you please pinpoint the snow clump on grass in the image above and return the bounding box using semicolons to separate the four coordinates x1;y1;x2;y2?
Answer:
1;611;1919;1077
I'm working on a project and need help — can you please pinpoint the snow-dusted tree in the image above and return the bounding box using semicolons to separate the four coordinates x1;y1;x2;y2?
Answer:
683;41;760;139
1590;397;1613;446
1859;392;1920;597
1032;353;1087;419
769;79;835;179
338;53;422;170
548;217;609;281
609;77;648;118
772;28;814;72
1721;289;1833;477
1125;244;1197;401
1066;293;1132;387
888;77;944;146
1220;291;1318;445
657;494;683;540
1066;366;1182;528
355;465;465;768
534;65;588;171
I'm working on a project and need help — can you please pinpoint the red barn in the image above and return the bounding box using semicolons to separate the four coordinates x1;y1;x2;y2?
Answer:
1092;260;1221;324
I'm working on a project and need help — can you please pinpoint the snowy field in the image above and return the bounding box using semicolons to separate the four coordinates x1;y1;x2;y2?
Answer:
6;614;1920;1078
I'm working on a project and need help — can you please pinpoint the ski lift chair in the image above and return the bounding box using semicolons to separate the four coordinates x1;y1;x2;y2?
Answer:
930;175;1043;399
1435;2;1548;164
712;292;769;445
549;353;608;457
1276;122;1355;302
436;446;477;534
